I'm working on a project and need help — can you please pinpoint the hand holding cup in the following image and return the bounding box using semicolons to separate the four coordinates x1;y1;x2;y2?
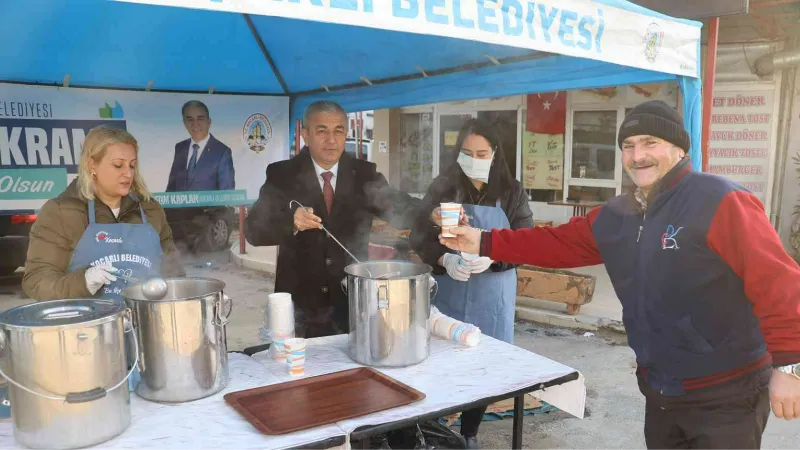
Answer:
439;226;482;255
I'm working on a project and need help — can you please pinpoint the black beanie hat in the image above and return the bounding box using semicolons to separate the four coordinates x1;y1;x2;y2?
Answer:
617;100;690;152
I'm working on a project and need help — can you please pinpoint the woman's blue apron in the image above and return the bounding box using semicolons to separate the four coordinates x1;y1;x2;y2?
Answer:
66;198;164;391
433;200;517;344
67;199;163;301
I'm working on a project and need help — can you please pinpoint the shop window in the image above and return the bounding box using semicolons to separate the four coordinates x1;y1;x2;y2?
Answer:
571;111;617;181
394;113;434;195
565;109;620;202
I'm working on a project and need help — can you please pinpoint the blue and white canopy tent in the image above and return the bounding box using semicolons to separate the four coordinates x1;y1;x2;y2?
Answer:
2;0;703;169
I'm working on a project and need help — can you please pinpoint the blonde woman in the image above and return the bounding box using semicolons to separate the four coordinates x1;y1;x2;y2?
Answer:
23;125;185;301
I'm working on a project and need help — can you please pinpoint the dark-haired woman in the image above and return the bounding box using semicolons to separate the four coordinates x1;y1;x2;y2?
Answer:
410;118;533;448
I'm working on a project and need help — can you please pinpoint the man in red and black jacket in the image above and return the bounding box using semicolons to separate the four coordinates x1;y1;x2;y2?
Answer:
439;100;800;449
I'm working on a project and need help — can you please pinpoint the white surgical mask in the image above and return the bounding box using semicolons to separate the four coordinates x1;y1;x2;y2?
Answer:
457;152;493;183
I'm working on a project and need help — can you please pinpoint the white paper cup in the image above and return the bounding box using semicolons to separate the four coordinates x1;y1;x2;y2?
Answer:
269;303;294;315
271;326;295;361
271;337;287;362
268;294;295;333
271;330;295;340
284;338;307;376
269;320;295;335
269;292;293;305
440;202;461;238
269;303;294;312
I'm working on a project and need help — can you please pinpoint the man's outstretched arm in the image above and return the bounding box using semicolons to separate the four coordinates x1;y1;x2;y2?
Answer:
440;207;604;269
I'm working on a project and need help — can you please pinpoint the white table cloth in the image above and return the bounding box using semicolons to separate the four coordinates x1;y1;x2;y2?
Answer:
0;335;584;450
252;334;586;437
0;353;345;450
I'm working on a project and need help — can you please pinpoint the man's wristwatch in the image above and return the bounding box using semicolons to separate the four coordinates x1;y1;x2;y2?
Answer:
776;363;800;379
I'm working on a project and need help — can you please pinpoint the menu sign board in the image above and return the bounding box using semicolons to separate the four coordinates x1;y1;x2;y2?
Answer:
707;90;774;204
521;132;564;190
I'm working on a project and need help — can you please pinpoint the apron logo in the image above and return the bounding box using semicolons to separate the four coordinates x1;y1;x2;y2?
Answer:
95;231;123;244
661;225;683;250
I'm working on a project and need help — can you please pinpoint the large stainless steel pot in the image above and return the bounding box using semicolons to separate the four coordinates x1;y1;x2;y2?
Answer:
345;260;436;367
0;299;136;449
122;277;231;403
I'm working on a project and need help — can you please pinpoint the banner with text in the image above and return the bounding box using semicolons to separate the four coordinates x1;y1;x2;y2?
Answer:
707;90;775;206
119;0;700;77
0;83;289;212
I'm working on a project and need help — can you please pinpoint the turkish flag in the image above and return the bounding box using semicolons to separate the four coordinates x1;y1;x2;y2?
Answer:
526;92;566;134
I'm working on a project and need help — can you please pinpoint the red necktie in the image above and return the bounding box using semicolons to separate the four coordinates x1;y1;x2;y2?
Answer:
321;171;334;214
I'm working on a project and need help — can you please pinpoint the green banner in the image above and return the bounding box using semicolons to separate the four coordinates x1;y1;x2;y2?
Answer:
0;168;68;200
152;190;250;208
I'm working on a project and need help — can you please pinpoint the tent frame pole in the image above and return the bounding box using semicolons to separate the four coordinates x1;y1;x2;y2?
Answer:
243;13;290;95
292;52;554;97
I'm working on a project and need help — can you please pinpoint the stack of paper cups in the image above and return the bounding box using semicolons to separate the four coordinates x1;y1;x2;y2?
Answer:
429;306;481;347
440;202;461;238
268;293;295;361
284;338;307;377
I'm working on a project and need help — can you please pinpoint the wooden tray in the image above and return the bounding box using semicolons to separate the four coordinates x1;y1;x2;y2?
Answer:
224;367;426;435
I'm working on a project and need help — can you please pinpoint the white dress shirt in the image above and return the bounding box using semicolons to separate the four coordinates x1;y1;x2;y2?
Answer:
293;158;339;235
187;134;211;169
311;157;339;192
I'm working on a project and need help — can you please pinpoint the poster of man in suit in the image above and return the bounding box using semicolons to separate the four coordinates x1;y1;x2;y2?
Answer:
166;100;235;192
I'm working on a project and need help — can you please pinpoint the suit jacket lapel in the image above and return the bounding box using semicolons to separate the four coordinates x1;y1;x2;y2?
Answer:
180;140;192;187
329;154;354;222
195;135;214;170
297;149;328;221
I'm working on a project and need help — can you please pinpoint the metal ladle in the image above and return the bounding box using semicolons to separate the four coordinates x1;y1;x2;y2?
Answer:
141;277;168;300
289;200;401;279
92;265;167;300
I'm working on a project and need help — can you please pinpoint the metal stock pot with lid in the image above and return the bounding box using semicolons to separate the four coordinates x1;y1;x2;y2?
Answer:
345;260;436;367
123;277;232;403
0;298;137;449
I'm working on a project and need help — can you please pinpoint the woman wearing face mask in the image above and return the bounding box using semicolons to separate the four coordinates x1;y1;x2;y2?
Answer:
23;125;185;302
410;118;533;448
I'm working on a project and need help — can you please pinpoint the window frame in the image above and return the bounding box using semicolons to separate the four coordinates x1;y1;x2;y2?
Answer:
564;105;626;199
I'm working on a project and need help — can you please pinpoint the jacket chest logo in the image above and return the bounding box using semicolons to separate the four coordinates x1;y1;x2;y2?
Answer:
661;225;683;250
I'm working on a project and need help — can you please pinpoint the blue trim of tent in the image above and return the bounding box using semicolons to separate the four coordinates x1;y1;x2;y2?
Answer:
0;0;704;171
679;76;703;170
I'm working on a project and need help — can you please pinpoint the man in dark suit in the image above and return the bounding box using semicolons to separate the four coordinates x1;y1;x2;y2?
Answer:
166;100;235;192
245;101;420;338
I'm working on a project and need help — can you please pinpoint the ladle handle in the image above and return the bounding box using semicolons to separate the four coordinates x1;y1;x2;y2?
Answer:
289;199;364;266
